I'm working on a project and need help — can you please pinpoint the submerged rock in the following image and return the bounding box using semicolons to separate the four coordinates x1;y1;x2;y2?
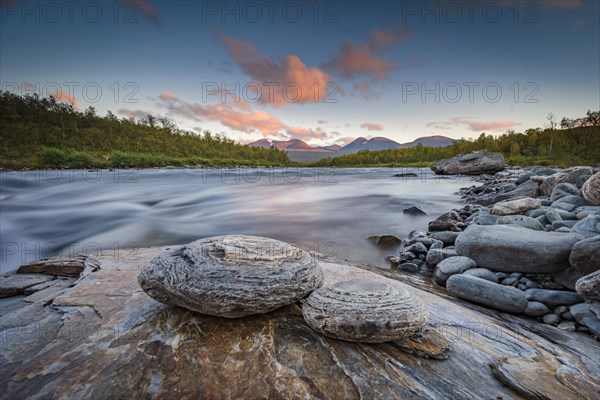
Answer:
138;235;323;318
302;278;428;343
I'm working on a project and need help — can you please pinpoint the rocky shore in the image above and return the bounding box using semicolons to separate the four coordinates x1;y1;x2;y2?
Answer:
381;155;600;339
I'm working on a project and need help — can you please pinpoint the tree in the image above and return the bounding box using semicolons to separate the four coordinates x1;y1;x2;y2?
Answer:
546;112;556;157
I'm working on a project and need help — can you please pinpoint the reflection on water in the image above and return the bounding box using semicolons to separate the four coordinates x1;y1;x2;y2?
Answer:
0;167;473;273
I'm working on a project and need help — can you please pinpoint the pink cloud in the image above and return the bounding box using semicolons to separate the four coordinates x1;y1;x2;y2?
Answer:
219;35;338;107
335;136;357;146
429;117;520;132
159;92;178;101
326;26;411;80
50;90;79;110
317;120;328;124
360;122;384;131
119;0;160;24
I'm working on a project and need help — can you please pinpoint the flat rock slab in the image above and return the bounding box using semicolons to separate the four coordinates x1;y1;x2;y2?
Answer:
455;224;583;273
0;274;54;298
138;235;324;318
16;255;97;277
1;247;599;399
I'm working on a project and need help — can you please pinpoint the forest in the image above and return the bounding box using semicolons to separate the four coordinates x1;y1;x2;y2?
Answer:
312;111;600;168
1;91;598;169
0;91;291;169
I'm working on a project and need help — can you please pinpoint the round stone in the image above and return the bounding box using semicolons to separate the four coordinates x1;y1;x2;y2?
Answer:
302;278;429;343
137;235;324;318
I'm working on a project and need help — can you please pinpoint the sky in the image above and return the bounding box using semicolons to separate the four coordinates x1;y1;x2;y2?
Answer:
1;0;599;146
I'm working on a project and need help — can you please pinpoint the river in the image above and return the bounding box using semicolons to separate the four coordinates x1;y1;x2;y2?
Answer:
0;167;473;274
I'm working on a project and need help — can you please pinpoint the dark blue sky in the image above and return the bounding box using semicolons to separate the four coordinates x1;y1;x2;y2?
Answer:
1;0;598;145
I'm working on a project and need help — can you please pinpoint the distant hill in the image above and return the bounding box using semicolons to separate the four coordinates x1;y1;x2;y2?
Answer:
247;135;457;162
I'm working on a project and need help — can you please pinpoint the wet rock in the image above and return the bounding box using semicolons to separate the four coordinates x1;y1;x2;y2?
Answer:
571;215;600;238
497;215;545;230
462;268;498;283
491;197;542;215
575;270;600;302
432;256;476;286
431;151;505;175
0;274;54;298
455;225;583;273
138;235;324;318
403;206;427;216
16;255;98;277
302;279;428;343
446;274;528;313
523;301;550;317
367;234;403;247
582;172;600;205
393;327;451;360
404;242;428;255
525;289;583;308
474;214;499;225
426;248;458;267
397;262;420;273
407;230;428;240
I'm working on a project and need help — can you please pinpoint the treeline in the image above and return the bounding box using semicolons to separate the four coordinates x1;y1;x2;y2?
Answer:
313;111;600;168
0;91;291;169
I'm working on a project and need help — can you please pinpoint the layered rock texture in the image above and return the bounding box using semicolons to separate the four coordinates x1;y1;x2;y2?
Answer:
138;235;324;318
431;151;504;175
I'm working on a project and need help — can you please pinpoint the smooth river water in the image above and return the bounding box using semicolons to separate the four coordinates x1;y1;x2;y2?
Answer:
0;167;473;274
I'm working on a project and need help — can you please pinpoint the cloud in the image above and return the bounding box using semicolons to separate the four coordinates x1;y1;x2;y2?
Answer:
156;92;335;139
317;120;328;125
218;34;338;107
50;90;79;110
159;92;178;101
351;81;382;100
119;0;160;24
118;108;155;121
360;122;384;131
334;136;357;146
326;26;411;80
428;117;520;132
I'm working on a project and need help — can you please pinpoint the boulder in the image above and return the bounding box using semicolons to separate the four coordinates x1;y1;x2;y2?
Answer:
432;256;477;286
491;197;542;215
137;235;323;318
554;237;600;289
497;215;545;230
429;231;460;245
575;270;600;302
582;172;600;206
550;183;581;202
431;151;505;175
446;274;528;313
525;289;583;308
426;248;458;267
302;279;428;343
540;167;594;196
455;225;583;273
571;215;600;238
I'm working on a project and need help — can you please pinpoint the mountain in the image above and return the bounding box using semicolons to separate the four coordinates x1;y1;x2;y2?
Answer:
398;135;457;148
246;135;456;162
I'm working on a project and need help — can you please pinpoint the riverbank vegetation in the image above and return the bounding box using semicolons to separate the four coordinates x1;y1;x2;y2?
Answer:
313;111;600;168
0;92;291;169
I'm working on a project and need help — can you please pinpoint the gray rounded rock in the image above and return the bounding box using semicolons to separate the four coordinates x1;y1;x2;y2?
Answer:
523;301;550;317
554;236;600;289
138;235;324;318
491;197;542;216
455;224;583;273
432;256;476;286
302;279;429;343
550;183;581;202
582;171;600;205
462;268;498;283
525;289;583;308
446;274;528;313
571;215;600;238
